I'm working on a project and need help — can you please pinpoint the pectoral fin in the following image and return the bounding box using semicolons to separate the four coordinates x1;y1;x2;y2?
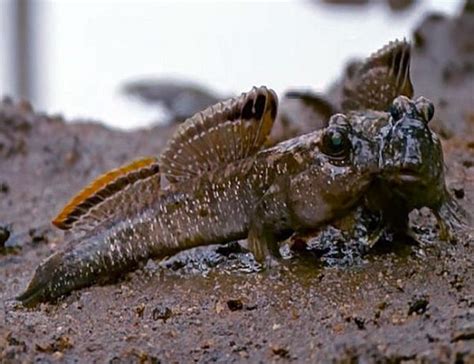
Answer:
246;178;291;265
247;220;281;264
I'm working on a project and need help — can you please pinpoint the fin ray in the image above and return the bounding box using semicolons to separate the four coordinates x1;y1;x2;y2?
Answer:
160;86;278;183
342;39;414;112
53;157;161;231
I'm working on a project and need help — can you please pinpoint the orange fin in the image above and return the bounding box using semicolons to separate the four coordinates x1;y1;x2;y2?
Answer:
159;86;278;184
342;39;414;112
53;157;160;230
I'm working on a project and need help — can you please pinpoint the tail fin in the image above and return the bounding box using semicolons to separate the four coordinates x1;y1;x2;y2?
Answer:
16;252;65;306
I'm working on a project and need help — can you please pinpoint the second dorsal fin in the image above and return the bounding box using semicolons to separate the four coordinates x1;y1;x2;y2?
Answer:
52;157;160;231
159;86;278;183
341;39;414;112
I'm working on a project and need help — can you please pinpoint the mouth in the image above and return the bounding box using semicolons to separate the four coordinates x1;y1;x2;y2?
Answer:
386;168;422;184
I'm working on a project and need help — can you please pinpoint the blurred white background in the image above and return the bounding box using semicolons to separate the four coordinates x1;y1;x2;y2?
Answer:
0;0;461;129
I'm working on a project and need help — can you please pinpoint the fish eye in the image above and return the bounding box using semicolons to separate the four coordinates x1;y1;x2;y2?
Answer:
414;96;434;123
389;95;412;122
322;126;351;158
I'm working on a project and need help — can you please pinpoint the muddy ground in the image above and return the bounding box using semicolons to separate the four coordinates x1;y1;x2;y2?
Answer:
1;8;473;364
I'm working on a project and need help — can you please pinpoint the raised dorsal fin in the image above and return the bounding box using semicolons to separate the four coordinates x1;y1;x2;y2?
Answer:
341;39;414;112
53;157;160;231
159;86;278;183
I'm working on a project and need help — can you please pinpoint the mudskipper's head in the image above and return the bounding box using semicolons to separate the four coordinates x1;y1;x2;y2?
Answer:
317;112;382;176
379;95;472;239
291;113;382;227
380;95;446;210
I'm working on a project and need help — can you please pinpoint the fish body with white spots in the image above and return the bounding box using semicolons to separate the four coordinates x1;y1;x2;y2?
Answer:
18;87;383;305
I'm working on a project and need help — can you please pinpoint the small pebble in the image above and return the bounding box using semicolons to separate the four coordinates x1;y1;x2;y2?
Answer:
453;187;465;199
0;225;10;247
408;294;429;315
353;316;366;330
152;306;172;321
271;345;290;359
135;303;145;318
227;299;243;311
0;182;9;193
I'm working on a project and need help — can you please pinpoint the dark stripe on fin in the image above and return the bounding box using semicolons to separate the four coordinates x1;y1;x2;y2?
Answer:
160;86;278;183
53;157;160;230
342;39;414;112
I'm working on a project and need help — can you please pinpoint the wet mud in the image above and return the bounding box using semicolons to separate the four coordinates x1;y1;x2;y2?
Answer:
1;9;473;363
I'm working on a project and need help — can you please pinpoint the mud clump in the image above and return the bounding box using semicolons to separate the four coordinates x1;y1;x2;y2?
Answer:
226;299;244;311
0;226;10;248
151;305;173;322
408;294;430;315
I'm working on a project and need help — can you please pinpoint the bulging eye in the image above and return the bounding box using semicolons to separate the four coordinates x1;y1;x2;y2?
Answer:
322;126;351;158
415;96;434;123
390;95;412;122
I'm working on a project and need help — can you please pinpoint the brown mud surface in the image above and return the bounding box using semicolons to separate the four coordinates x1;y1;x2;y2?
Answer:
1;10;473;364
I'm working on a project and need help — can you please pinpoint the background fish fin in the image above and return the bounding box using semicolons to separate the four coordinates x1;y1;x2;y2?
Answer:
284;91;338;120
269;90;337;144
159;86;278;183
52;157;161;232
342;39;414;112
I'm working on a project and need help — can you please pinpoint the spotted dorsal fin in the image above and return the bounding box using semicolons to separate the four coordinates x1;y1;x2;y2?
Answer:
53;157;160;231
342;39;414;112
159;86;278;183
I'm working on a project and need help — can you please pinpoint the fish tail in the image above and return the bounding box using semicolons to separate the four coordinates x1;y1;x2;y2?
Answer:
17;226;151;306
17;251;76;306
